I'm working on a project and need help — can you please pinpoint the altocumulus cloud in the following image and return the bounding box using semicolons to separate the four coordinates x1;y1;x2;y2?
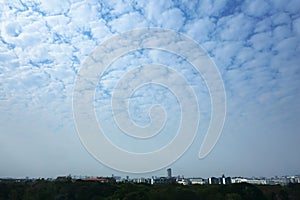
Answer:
0;0;299;178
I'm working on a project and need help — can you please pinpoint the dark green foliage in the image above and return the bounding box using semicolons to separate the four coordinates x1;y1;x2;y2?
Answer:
0;180;299;200
224;183;266;200
147;185;198;200
258;184;300;200
226;193;242;200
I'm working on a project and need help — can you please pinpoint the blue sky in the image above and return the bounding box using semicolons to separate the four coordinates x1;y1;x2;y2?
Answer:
0;0;300;178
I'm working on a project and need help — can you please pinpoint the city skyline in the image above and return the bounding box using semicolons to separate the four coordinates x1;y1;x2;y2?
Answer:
1;168;300;187
0;0;300;178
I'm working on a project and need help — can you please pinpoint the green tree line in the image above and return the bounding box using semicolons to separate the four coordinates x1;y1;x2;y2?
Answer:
0;180;299;200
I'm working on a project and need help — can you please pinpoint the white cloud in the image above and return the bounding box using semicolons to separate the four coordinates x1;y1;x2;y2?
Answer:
273;37;299;58
214;41;244;67
218;13;254;41
243;0;270;17
4;22;22;37
45;15;70;32
273;25;292;41
249;31;273;52
185;17;215;42
293;17;300;36
234;47;255;65
109;12;146;33
90;20;112;41
199;0;230;17
254;17;272;33
270;0;287;10
38;0;71;16
108;0;133;16
68;1;100;28
272;12;291;26
285;0;300;15
145;0;174;25
0;51;19;71
159;8;185;30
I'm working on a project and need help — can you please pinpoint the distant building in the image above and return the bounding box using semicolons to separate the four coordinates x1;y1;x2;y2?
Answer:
231;177;248;183
208;175;231;185
151;177;176;184
221;174;232;184
246;179;267;185
290;176;300;184
208;177;220;184
0;178;20;183
85;177;115;183
167;168;172;178
132;177;151;184
267;177;289;186
189;178;206;185
113;176;122;183
232;177;267;185
177;178;191;185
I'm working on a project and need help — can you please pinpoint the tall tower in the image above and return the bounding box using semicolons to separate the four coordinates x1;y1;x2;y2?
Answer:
167;168;172;178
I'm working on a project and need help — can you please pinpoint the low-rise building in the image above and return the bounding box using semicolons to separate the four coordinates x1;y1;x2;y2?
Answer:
189;178;206;185
151;177;176;184
177;178;191;185
132;177;151;184
208;175;231;185
231;177;267;185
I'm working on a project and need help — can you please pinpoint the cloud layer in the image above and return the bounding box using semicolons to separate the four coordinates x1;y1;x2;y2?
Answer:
0;0;299;177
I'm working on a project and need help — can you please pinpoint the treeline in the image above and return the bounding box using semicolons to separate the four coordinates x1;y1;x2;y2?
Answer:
0;180;299;200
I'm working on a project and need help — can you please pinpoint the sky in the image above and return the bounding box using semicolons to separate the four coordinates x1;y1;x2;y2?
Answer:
0;0;300;179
